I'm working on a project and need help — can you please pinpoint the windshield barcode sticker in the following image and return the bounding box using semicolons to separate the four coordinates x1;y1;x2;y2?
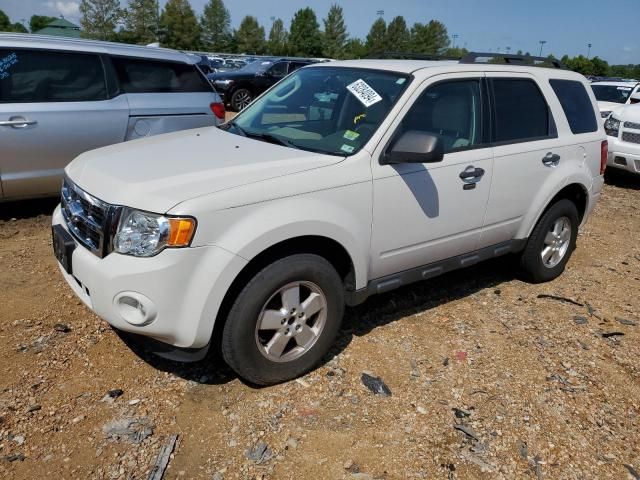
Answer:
347;79;383;107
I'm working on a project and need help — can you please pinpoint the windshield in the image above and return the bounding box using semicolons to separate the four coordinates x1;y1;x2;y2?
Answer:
592;84;634;104
238;59;274;73
226;66;411;156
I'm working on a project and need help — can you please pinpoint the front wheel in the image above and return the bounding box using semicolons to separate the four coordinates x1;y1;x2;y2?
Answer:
221;254;345;385
520;199;579;283
230;88;252;111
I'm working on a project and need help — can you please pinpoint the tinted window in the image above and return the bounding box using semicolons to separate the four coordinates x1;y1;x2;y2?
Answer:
492;79;552;143
399;80;483;153
0;49;107;103
591;84;633;104
288;62;308;74
550;79;598;134
111;57;211;94
268;62;288;77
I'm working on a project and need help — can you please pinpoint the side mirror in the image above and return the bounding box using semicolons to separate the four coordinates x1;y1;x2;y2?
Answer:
630;92;640;104
381;130;444;165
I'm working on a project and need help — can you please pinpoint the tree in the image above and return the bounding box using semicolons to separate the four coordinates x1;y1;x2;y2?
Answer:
288;7;323;57
267;18;288;56
322;4;347;59
410;20;450;54
234;16;265;54
11;22;28;33
159;0;200;50
29;15;57;32
343;38;367;59
121;0;159;45
385;16;410;52
80;0;121;40
0;10;27;32
365;18;386;55
200;0;232;52
590;56;609;76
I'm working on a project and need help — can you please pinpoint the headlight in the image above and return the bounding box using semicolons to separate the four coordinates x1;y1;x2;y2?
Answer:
114;208;196;257
601;111;612;118
604;116;620;137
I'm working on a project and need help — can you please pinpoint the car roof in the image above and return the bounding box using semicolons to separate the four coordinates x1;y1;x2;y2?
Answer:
0;33;198;64
591;81;639;87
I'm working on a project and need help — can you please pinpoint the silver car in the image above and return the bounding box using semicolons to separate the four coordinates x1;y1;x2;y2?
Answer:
0;34;224;200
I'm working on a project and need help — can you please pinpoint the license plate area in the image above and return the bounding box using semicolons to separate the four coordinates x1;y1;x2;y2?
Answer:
52;224;76;275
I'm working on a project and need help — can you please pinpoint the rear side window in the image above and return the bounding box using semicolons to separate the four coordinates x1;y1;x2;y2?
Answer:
491;78;552;143
111;57;212;94
549;79;598;134
0;49;107;103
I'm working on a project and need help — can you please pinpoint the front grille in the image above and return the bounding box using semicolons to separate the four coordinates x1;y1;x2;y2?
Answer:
621;132;640;144
624;121;640;130
61;178;111;257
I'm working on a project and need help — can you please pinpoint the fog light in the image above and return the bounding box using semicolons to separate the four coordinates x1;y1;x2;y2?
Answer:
114;292;157;326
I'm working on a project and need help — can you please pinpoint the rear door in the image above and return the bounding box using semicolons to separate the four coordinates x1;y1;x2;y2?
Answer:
0;48;128;199
109;56;219;140
480;73;571;247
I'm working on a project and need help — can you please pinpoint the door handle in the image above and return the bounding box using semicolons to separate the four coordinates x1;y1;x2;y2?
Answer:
542;152;561;167
0;119;37;128
459;166;485;180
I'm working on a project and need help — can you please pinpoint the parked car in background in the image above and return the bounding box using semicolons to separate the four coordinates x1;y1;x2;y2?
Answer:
603;99;640;175
52;55;605;384
208;57;317;111
0;34;224;201
591;80;640;119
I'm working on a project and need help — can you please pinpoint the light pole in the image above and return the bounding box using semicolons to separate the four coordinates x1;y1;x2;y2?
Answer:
376;10;384;18
506;46;511;54
452;34;459;48
539;40;547;56
587;43;592;59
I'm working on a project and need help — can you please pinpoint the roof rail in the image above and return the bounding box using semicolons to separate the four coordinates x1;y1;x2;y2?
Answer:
367;52;461;61
460;52;566;69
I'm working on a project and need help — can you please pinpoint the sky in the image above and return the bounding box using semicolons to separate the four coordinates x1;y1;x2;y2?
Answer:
1;0;637;64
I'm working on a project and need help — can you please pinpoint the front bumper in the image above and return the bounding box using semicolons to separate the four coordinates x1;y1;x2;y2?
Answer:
52;205;247;349
607;135;640;175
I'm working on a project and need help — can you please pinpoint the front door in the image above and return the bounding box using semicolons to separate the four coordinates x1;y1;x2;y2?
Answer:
370;74;493;279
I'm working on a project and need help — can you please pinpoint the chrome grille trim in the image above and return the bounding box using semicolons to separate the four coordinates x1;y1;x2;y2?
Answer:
61;178;111;257
623;121;640;130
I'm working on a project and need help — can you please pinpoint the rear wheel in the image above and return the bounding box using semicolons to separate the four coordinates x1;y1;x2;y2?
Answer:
230;88;252;111
221;254;344;385
520;199;579;283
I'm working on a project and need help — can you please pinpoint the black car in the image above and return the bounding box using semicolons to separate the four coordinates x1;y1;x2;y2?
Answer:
207;58;316;111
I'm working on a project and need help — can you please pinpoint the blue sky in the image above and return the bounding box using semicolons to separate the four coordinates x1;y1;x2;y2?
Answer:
3;0;637;64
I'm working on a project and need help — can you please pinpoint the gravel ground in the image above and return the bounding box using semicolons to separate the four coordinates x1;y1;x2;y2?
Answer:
0;171;639;480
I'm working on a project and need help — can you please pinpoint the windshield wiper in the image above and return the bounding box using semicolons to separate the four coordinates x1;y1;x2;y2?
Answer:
243;130;296;148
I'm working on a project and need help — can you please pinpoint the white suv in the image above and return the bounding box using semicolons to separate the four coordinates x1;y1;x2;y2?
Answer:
604;102;640;175
52;57;606;385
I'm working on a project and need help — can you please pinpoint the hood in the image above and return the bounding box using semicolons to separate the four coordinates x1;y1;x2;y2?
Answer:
613;103;640;122
598;101;625;115
65;127;341;213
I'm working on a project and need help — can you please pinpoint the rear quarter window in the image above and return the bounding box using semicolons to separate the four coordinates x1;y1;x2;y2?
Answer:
111;57;212;94
549;79;598;134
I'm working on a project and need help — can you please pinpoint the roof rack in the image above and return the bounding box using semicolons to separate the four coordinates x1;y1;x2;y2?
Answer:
367;52;461;61
460;52;566;69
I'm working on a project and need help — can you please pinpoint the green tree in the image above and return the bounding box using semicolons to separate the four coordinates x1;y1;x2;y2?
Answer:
11;22;28;32
121;0;159;44
0;10;13;32
590;56;609;76
365;18;386;55
288;7;323;57
410;20;450;54
200;0;232;52
267;18;288;56
343;38;367;59
385;16;410;52
159;0;201;50
80;0;121;40
234;16;265;54
29;15;57;32
322;4;347;59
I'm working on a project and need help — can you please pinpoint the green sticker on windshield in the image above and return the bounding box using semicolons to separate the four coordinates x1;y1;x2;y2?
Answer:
341;144;355;154
343;130;360;141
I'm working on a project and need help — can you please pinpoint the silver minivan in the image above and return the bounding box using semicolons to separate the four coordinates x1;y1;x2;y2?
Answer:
0;34;224;200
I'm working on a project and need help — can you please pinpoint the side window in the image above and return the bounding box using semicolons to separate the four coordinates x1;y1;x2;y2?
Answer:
0;49;107;103
268;62;289;77
549;79;598;134
288;62;306;74
398;79;483;153
111;57;211;94
492;78;553;143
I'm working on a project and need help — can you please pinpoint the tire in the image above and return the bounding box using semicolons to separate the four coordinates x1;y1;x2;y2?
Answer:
520;199;579;283
230;88;252;111
221;254;345;385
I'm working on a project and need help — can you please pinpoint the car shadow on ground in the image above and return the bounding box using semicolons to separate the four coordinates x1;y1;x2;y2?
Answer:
119;255;517;388
605;169;640;190
0;197;59;221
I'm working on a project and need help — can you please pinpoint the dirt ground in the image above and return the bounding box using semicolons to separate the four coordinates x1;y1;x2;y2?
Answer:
0;171;639;480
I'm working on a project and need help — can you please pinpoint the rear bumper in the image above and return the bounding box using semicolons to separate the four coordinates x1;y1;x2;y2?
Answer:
607;135;640;175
